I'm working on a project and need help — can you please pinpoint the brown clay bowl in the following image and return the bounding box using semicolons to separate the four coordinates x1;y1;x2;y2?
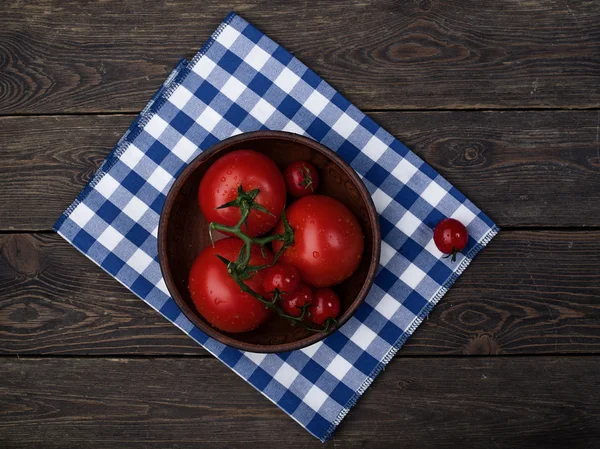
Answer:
158;131;380;353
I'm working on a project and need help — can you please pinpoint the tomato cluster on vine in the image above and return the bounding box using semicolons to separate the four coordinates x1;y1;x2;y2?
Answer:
188;150;364;334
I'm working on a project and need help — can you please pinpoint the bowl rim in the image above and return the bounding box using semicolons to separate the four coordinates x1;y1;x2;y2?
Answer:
158;130;381;353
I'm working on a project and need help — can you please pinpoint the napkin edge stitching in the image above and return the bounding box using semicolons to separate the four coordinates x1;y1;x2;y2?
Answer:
321;224;500;442
52;58;187;232
137;10;236;130
53;11;237;233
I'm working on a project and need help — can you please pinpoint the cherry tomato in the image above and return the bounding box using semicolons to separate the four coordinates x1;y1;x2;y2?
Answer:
188;238;273;333
284;161;319;198
198;150;286;237
272;195;364;287
433;218;469;261
280;284;313;317
309;288;341;325
262;263;301;297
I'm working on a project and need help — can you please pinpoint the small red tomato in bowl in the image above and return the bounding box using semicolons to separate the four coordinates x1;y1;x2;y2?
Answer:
272;195;364;288
284;161;319;198
281;284;313;317
433;218;469;262
188;238;273;333
262;263;301;297
309;288;341;325
198;149;286;237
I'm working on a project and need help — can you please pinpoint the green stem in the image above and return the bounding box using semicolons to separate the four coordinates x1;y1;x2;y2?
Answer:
254;233;285;245
300;165;314;192
296;317;338;333
209;187;335;333
442;246;461;263
271;241;287;265
238;242;252;272
216;255;336;333
236;203;250;229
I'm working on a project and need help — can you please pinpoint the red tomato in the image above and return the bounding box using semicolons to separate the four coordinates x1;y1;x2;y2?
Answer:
272;195;364;287
198;150;286;237
281;284;313;317
433;218;469;261
309;288;341;325
188;238;272;333
263;263;301;297
284;161;319;198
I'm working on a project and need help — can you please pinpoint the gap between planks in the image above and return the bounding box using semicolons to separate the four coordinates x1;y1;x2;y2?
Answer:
1;107;600;118
3;353;600;360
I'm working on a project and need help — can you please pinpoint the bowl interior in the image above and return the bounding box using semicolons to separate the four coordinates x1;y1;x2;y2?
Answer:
160;132;378;352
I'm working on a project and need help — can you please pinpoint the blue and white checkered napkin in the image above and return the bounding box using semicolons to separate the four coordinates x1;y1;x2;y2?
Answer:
55;12;498;441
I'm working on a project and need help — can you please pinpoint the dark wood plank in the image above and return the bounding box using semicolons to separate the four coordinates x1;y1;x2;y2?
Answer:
1;0;598;114
2;111;600;230
0;115;130;231
2;231;599;356
0;233;207;356
378;110;600;227
1;356;598;448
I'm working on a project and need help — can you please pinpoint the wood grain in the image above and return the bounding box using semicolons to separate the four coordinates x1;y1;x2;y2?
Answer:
2;1;599;446
1;0;598;114
0;115;128;231
2;111;600;230
378;110;600;227
0;233;207;356
2;231;599;356
1;356;598;448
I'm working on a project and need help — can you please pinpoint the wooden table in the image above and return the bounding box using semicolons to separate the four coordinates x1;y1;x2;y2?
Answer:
1;1;599;448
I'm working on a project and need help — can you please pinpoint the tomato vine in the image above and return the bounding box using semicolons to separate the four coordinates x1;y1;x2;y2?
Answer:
207;185;338;333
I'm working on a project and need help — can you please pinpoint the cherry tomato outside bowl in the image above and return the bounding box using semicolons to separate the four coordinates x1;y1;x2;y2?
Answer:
433;218;469;261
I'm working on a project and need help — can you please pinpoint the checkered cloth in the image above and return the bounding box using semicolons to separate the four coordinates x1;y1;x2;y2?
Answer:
55;12;498;441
